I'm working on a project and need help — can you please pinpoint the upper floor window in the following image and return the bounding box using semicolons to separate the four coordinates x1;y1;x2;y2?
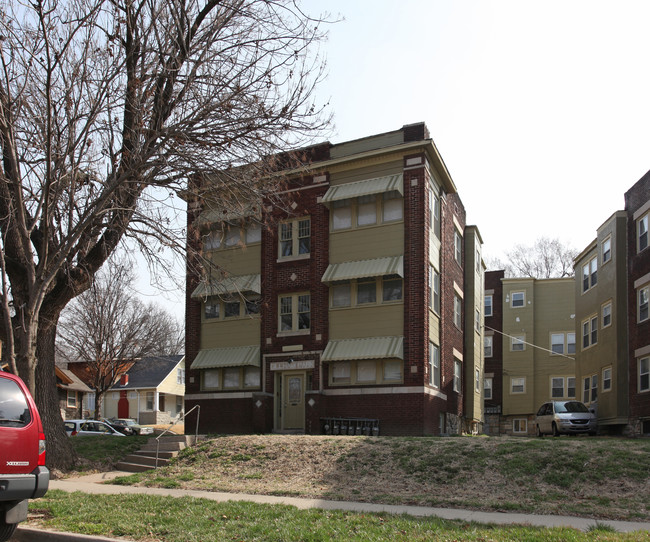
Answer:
453;360;461;393
454;230;462;264
639;285;649;323
582;256;597;292
429;267;440;314
484;295;493;317
329;276;403;308
428;188;441;239
203;295;260;321
511;291;525;308
602;301;612;328
638;213;649;253
279;293;310;334
511;335;525;351
510;377;525;394
331;192;403;231
475;309;481;332
582;315;598;349
204;222;261;251
453;295;462;328
484;336;493;358
602;367;612;392
475;369;481;393
177;368;185;385
567;333;576;355
551;333;565;354
484;377;493;400
279;218;310;259
602;237;611;263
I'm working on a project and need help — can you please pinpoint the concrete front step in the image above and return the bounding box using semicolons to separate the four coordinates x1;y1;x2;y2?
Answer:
116;435;195;472
115;461;158;473
121;454;172;468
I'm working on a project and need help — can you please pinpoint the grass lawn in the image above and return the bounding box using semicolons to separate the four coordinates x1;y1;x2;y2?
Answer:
29;491;647;542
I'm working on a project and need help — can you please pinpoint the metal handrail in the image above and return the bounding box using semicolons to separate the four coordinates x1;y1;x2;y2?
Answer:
155;404;200;468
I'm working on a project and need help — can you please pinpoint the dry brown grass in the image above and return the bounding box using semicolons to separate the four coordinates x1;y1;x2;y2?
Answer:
115;434;650;521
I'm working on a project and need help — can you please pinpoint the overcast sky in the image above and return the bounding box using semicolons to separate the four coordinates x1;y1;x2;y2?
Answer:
136;0;650;319
304;0;650;260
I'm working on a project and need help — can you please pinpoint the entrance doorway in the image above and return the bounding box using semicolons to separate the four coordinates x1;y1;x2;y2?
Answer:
278;371;305;432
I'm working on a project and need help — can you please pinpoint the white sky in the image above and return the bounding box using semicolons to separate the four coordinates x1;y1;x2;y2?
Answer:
135;0;650;319
304;0;650;260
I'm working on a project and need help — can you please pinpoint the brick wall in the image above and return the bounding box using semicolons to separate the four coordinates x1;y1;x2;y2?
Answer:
484;270;504;418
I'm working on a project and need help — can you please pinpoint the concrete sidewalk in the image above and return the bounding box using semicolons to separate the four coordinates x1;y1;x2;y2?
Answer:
29;471;650;535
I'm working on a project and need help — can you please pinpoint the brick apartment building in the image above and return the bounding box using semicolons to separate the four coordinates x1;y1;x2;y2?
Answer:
184;123;485;436
483;270;504;435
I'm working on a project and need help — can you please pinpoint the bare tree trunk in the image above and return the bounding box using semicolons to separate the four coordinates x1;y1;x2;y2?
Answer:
35;322;77;471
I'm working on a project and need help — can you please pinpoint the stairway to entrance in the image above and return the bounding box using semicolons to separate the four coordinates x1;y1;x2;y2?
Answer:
116;434;198;472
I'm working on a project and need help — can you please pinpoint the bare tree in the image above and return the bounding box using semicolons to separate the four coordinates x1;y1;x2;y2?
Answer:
489;237;577;279
0;0;330;468
57;259;183;417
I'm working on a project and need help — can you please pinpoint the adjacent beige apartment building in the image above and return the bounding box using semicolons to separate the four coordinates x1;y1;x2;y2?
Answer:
501;278;576;435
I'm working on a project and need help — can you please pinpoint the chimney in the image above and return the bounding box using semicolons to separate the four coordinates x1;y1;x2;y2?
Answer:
120;374;129;386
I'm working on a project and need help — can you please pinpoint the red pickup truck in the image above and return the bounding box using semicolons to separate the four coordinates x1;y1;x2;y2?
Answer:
0;371;50;541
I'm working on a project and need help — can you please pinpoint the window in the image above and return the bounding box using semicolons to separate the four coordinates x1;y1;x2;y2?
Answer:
357;194;377;226
484;336;493;358
602;302;612;328
204;295;260;321
331;282;351;308
176;368;185;385
567;377;576;398
484;377;493;400
475;369;480;392
484;295;493;317
582;256;597;292
453;360;461;393
428;188;441;238
204;222;262;251
224;300;241;318
511;377;525;394
67;390;77;408
204;299;220;320
511;291;525;308
591;374;598;402
603;367;612;392
201;367;261;391
551;334;565;354
511;335;525;351
639;286;649;323
331;193;404;231
582;315;598;349
454;231;462;264
567;333;576;355
513;419;527;433
551;377;564;398
357;279;377;304
429;267;440;314
279;217;310;258
382;276;402;302
475;309;481;332
429;343;440;388
638;213;649;252
279;293;310;333
383;191;403;222
602;237;611;263
146;391;154;411
453;295;462;328
583;377;590;403
639;357;649;392
329;360;402;386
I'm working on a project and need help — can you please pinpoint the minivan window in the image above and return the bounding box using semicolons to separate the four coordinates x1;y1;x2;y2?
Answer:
0;377;32;426
554;401;589;413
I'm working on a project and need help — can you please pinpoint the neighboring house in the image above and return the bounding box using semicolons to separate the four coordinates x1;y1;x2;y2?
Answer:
103;355;185;425
500;277;576;436
184;122;485;436
483;270;504;435
55;365;92;419
625;172;650;435
574;211;629;433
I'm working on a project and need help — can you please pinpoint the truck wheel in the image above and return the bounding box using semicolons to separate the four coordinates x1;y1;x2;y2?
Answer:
0;520;17;542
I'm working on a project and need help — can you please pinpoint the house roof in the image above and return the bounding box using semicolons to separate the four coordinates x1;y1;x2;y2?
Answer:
111;355;184;390
55;366;92;393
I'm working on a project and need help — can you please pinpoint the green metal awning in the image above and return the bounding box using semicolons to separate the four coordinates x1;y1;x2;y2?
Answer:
191;274;261;298
321;174;403;204
321;256;403;283
190;346;260;370
321;336;404;362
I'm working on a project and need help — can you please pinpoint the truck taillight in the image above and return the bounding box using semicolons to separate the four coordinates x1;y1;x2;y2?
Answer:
38;432;46;466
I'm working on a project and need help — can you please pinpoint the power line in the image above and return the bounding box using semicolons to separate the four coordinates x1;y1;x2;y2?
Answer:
484;324;576;361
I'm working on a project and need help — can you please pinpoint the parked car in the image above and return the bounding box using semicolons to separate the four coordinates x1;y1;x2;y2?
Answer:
0;371;50;542
104;418;154;436
64;419;125;437
535;400;597;436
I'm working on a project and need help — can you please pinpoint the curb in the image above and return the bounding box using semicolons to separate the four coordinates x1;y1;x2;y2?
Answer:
13;526;121;542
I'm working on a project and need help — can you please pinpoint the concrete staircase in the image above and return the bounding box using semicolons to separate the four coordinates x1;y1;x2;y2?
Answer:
116;435;197;473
